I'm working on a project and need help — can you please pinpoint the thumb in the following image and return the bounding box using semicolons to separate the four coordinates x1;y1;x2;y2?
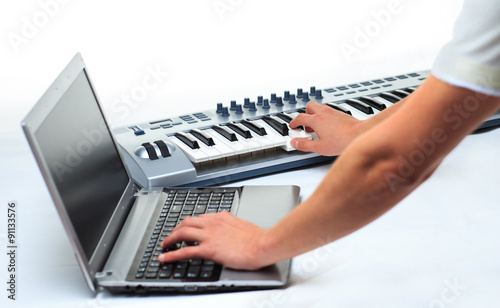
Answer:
291;138;318;153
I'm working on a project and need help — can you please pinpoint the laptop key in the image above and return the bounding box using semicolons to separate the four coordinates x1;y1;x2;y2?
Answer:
200;271;213;279
187;265;201;279
159;270;172;279
146;272;158;279
172;268;186;279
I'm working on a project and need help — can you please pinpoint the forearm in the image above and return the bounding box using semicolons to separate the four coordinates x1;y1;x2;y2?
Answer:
261;75;500;265
360;96;408;132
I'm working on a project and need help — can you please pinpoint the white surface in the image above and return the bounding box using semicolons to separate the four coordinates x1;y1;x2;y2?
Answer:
2;1;500;307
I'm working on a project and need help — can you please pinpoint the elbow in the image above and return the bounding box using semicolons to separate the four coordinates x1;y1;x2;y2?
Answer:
370;151;441;194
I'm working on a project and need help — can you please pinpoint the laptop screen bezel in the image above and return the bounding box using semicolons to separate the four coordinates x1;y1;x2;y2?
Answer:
21;53;137;292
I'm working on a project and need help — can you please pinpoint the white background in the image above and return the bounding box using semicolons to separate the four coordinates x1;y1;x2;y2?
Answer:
2;0;500;307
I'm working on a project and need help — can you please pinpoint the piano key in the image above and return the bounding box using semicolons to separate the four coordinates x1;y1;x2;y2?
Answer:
274;113;293;123
251;119;287;148
344;99;374;114
255;117;306;152
204;130;249;155
228;122;274;149
262;116;289;136
199;129;235;157
190;129;215;146
404;87;416;93
270;115;316;141
188;132;222;160
325;102;370;120
226;128;262;152
325;103;352;115
358;96;386;111
225;123;252;139
170;138;209;163
239;119;267;136
379;92;402;104
212;125;238;142
286;112;319;140
174;132;200;150
392;89;411;99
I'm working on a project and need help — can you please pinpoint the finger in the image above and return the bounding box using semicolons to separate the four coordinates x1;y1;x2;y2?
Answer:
158;246;205;263
161;227;205;249
305;101;323;114
289;113;315;130
291;137;320;153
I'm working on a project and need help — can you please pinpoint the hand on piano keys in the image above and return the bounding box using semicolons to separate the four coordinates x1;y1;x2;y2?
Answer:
289;101;364;157
169;88;413;164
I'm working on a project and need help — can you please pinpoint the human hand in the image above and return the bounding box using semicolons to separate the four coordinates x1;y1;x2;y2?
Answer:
289;101;363;156
158;212;270;271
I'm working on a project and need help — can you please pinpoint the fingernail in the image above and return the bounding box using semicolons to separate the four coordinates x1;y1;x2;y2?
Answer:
291;139;298;149
158;254;164;262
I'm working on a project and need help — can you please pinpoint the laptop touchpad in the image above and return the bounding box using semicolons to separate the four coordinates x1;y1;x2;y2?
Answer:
235;185;300;229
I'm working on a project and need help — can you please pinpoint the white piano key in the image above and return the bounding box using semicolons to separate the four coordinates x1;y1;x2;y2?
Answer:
230;131;263;152
270;114;316;140
230;122;275;150
199;128;236;157
287;112;319;140
252;119;295;151
372;96;396;108
335;103;371;120
204;130;249;155
188;132;222;160
170;137;210;163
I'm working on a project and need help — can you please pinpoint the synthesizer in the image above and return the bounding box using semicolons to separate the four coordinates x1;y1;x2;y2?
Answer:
112;70;500;188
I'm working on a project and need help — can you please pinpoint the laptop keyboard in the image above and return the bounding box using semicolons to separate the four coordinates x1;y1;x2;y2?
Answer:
134;189;236;281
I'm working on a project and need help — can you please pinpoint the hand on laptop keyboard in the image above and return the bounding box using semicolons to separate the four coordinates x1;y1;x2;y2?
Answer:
158;212;270;271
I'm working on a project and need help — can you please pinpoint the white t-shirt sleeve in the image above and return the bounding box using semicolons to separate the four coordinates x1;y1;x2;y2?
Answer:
432;0;500;97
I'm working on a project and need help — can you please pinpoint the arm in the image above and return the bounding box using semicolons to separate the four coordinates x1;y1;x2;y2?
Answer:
159;75;500;270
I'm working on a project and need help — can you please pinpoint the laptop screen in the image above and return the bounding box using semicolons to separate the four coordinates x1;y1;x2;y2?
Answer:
34;69;129;261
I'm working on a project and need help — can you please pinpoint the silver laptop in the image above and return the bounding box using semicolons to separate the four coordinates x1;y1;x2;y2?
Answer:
22;53;299;294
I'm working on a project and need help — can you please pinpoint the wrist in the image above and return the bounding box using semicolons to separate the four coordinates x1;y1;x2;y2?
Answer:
255;228;281;268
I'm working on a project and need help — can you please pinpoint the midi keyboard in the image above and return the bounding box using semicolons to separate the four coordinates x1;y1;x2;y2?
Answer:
112;70;500;187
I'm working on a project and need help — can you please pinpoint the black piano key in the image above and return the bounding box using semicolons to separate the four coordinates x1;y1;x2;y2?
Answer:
325;103;352;115
190;129;215;146
392;89;411;99
174;132;200;149
239;120;267;136
225;123;252;139
262;116;289;136
153;140;171;157
274;113;293;123
404;87;416;93
141;142;159;160
212;125;238;141
379;92;402;104
345;99;374;114
296;108;306;113
358;96;386;111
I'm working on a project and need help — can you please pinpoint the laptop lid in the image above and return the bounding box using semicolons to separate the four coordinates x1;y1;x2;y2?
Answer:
22;53;137;292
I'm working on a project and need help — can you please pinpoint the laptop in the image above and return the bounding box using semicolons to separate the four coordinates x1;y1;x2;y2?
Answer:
22;53;300;294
